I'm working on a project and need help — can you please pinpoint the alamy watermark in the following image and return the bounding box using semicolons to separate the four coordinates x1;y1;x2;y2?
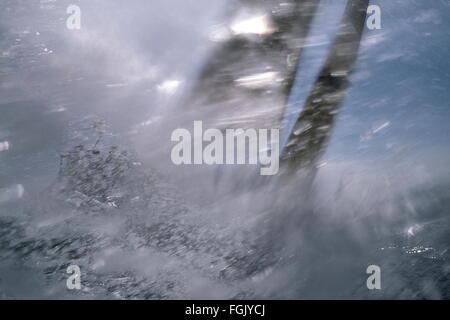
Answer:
367;5;382;30
66;5;81;30
366;265;381;290
170;121;280;176
66;264;81;290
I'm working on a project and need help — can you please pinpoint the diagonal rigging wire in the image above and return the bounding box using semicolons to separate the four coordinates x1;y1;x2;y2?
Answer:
281;0;370;174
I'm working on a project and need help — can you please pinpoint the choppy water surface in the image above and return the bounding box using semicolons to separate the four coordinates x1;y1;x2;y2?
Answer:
0;0;449;299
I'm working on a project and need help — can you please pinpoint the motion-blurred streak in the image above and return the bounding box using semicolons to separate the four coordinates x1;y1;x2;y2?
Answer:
281;0;369;176
182;0;369;182
182;0;321;129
